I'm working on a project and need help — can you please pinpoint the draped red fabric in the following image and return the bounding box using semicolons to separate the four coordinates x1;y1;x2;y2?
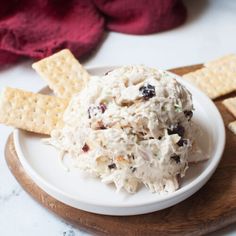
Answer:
0;0;186;64
94;0;186;34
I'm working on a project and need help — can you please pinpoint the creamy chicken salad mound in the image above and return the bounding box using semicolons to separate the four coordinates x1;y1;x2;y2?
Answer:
47;65;204;194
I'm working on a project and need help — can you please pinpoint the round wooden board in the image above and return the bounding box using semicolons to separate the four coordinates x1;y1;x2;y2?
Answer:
5;65;236;236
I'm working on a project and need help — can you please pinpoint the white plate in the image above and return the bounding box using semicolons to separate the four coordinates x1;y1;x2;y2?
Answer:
13;67;225;216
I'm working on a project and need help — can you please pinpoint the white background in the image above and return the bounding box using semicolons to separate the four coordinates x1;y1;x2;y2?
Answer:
0;0;235;235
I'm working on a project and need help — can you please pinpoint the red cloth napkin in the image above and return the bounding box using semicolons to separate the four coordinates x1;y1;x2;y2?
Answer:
0;0;186;65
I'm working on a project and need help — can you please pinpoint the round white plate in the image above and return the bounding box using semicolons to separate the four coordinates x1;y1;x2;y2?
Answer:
13;66;225;216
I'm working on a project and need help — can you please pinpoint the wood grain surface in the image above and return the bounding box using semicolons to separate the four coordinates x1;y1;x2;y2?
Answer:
4;64;236;236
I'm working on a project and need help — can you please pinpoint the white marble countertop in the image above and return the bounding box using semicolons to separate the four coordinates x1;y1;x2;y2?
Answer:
0;0;236;235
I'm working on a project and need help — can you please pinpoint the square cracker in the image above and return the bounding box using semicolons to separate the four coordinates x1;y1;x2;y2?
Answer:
32;49;90;99
0;87;69;135
204;54;236;68
205;54;236;78
222;96;236;118
183;68;236;99
228;121;236;135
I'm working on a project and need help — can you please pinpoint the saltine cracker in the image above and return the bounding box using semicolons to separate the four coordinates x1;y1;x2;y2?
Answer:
183;68;236;99
32;49;90;98
222;97;236;118
0;87;68;135
228;121;236;135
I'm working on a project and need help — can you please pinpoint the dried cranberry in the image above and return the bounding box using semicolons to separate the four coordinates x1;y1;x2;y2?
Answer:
167;123;185;137
88;104;107;119
177;138;188;146
108;163;116;169
139;84;156;100
88;105;98;119
82;143;89;152
171;155;180;164
184;110;193;121
99;103;107;113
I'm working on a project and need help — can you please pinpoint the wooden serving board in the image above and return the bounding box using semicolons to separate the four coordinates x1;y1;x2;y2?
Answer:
5;65;236;236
